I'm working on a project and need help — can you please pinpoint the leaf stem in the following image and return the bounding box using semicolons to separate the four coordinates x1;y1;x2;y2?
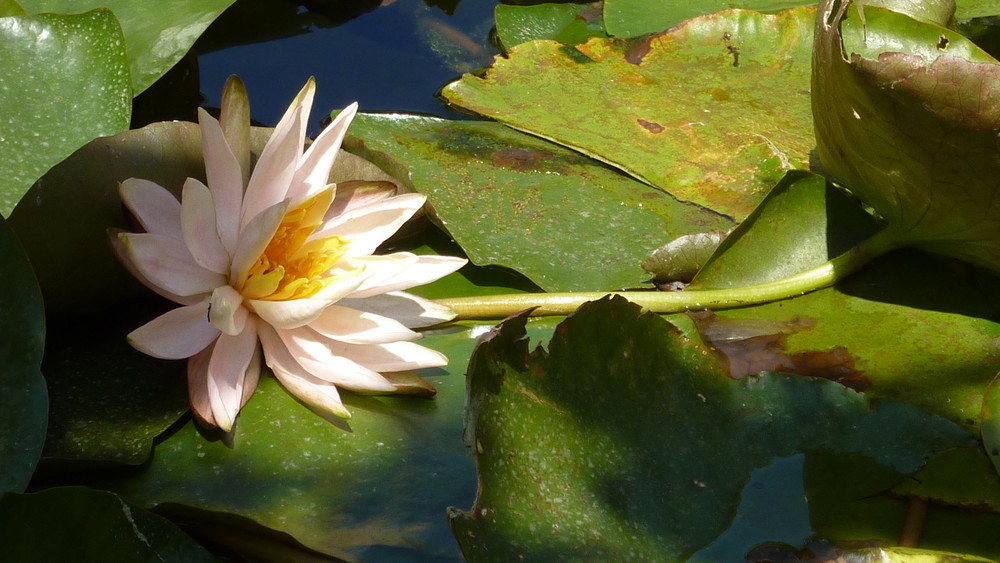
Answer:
436;229;900;319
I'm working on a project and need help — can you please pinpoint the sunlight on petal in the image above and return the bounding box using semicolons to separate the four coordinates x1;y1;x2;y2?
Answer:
339;291;459;329
120;178;182;239
198;108;244;254
288;102;358;202
314;192;427;256
128;302;219;359
120;232;226;297
181;178;230;274
207;318;259;432
307;304;419;344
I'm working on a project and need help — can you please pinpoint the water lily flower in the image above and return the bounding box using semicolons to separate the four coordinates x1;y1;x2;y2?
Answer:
113;77;466;431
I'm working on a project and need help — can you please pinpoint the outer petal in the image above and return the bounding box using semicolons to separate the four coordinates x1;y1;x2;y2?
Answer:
119;232;226;297
181;178;230;274
206;317;259;432
346;254;466;299
120;178;182;239
109;231;203;306
198;107;244;254
306;304;419;344
326;180;397;219
312;193;427;256
287;102;358;202
248;271;367;329
331;341;447;372
272;325;396;392
241;105;304;227
230;199;289;285
339;291;458;329
188;344;218;428
127;302;219;359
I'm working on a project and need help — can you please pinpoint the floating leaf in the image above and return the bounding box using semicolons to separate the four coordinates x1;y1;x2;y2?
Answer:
442;7;817;220
0;9;130;216
603;0;817;38
494;3;606;50
641;231;727;286
344;113;731;292
0;215;45;493
0;487;215;561
451;296;972;561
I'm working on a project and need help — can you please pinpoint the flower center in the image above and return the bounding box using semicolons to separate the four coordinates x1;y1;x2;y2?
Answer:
241;188;349;301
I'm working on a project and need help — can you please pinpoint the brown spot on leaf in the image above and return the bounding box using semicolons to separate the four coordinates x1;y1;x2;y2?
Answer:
490;149;553;172
689;311;869;391
624;34;658;65
637;118;665;134
937;35;949;50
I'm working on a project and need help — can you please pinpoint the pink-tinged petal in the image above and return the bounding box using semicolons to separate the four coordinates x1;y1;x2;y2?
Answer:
249;272;367;329
313;193;427;256
209;285;248;336
257;323;352;418
181;178;230;274
326;180;397;219
120;178;182;239
332;341;447;372
206;317;259;431
109;231;203;306
241;344;262;408
188;344;218;427
346;254;467;299
118;232;226;297
230;199;289;285
339;291;458;329
241;105;304;228
274;326;396;392
198;108;243;254
219;76;252;187
127;302;219;359
307;304;418;344
287;102;358;202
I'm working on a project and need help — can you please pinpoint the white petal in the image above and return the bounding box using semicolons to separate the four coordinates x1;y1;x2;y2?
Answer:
249;272;367;329
287;102;358;202
109;232;202;306
307;304;419;344
257;322;351;419
339;291;458;329
275;326;396;392
120;178;181;239
209;285;248;336
181;178;230;274
241;106;304;228
119;232;226;297
207;317;259;431
313;193;427;256
332;341;447;372
198;108;243;254
230;199;289;285
188;345;218;427
241;345;262;408
347;254;466;299
127;302;219;359
326;180;397;218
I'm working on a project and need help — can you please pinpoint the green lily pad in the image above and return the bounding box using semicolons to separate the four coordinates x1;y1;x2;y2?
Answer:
812;0;1000;274
0;9;130;216
956;0;1000;19
451;296;971;561
0;486;215;561
603;0;817;38
18;0;235;94
0;215;46;493
494;3;607;50
441;7;817;220
344;113;732;292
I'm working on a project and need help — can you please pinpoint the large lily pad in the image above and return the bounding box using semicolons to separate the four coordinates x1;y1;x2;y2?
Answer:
451;296;972;561
344;113;731;292
0;9;130;216
812;0;1000;274
441;7;817;220
0;215;46;493
603;0;817;38
18;0;236;94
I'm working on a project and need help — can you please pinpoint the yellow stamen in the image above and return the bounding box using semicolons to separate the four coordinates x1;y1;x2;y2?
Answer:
242;188;350;301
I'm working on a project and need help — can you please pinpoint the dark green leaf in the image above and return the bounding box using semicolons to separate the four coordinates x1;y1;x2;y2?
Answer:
603;0;817;38
495;3;607;50
0;9;130;216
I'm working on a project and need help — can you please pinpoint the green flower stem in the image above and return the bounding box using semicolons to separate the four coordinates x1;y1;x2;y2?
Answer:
436;230;900;319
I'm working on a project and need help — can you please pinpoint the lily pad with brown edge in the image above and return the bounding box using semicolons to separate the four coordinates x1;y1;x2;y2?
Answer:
441;6;817;221
343;112;732;293
450;296;972;561
812;0;1000;275
494;2;607;51
0;9;131;216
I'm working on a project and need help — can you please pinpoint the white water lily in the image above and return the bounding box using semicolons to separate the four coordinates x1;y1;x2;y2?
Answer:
114;77;466;431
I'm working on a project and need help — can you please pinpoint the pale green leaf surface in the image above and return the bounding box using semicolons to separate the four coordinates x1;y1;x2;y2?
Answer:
603;0;817;38
452;296;972;561
495;3;606;50
18;0;235;94
442;7;817;220
345;113;731;292
0;10;130;216
956;0;1000;19
0;215;45;493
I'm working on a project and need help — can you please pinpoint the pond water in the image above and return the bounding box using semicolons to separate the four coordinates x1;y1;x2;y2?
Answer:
194;0;500;133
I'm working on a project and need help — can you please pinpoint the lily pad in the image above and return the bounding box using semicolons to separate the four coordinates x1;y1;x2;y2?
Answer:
18;0;236;94
603;0;817;38
0;486;215;561
0;215;46;493
344;112;731;292
494;3;607;50
451;296;971;561
0;9;130;216
441;7;817;220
